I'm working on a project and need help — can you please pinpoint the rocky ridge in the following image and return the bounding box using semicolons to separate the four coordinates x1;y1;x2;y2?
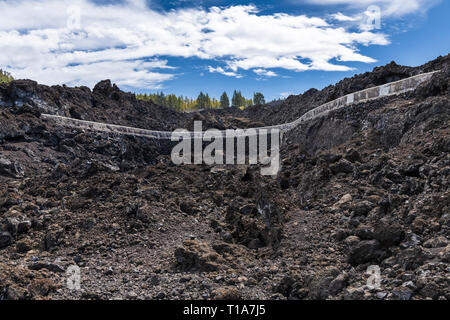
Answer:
0;55;448;300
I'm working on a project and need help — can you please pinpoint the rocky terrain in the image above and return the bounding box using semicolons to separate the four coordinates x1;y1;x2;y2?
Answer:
0;55;449;300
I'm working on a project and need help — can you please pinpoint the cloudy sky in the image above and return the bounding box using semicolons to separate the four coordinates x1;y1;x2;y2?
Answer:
0;0;448;100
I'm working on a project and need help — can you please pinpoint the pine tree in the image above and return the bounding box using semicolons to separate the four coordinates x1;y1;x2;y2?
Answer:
212;98;220;109
232;90;251;108
253;92;265;105
220;92;230;108
197;91;209;109
205;93;212;109
155;91;165;106
136;89;264;112
232;90;241;107
166;94;180;111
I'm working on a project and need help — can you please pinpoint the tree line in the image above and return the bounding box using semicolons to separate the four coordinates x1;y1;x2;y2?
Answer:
136;90;266;112
0;69;13;84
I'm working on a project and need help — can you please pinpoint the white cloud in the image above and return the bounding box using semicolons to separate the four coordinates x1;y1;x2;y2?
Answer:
0;0;391;88
331;12;359;21
10;60;175;89
254;69;278;77
298;0;439;17
208;66;242;78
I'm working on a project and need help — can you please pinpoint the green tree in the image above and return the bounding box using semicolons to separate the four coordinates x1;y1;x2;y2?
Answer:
205;93;212;109
232;90;243;107
196;92;205;109
253;92;265;105
0;69;13;84
166;94;180;111
232;90;254;108
211;98;220;109
220;92;230;108
137;89;236;112
196;91;212;109
152;91;165;106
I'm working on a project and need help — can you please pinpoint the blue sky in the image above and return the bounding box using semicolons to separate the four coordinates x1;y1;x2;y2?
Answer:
1;0;449;101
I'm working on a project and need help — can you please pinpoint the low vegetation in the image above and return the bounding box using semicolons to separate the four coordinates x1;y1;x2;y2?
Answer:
0;69;13;84
136;90;265;111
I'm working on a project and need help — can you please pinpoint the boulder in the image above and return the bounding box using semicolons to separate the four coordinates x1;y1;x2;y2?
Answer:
179;200;198;215
0;231;13;248
372;221;405;246
348;240;386;265
423;236;448;248
330;159;354;174
351;201;374;216
174;240;224;272
0;157;24;178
